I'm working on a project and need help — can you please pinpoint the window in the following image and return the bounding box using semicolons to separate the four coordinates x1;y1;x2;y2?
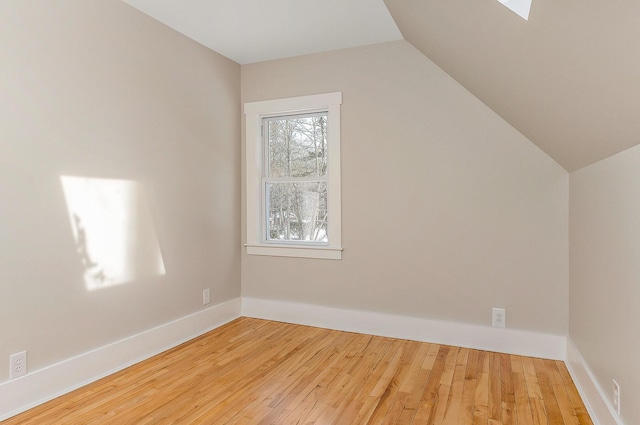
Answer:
244;92;342;259
496;0;532;20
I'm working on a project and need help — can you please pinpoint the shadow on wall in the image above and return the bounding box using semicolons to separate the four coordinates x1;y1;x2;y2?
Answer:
60;176;165;291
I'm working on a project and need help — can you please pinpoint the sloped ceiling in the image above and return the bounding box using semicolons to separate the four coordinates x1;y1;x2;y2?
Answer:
384;0;640;171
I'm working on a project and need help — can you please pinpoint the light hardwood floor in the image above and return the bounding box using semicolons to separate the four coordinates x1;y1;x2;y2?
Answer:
2;317;593;424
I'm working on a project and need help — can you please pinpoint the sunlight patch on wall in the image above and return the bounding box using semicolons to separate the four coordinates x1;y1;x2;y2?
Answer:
61;176;165;291
497;0;532;20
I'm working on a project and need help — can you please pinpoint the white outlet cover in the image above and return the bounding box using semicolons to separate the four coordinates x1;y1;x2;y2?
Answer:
613;379;620;415
9;351;27;379
492;308;506;328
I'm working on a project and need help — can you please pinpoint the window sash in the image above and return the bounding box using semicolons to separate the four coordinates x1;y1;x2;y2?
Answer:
262;112;328;180
262;179;328;245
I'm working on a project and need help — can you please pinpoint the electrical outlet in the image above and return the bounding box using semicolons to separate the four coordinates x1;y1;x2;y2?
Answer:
492;308;506;328
9;351;27;379
203;289;210;305
613;379;620;415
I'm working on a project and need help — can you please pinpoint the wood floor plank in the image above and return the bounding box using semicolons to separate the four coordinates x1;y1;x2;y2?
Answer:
534;358;566;425
1;318;594;425
394;342;432;423
475;371;490;409
472;404;489;425
442;364;467;425
431;346;459;425
530;397;549;425
546;361;580;425
488;352;503;422
555;361;594;425
511;355;538;425
466;349;479;380
458;376;476;424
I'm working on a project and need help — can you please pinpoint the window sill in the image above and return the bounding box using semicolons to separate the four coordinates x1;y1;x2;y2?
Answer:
245;244;342;260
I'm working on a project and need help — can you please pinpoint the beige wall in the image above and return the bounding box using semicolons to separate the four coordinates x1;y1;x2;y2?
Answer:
241;41;569;335
570;146;640;424
0;0;240;382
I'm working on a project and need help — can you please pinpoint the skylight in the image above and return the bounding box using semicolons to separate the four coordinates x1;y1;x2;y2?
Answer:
497;0;532;20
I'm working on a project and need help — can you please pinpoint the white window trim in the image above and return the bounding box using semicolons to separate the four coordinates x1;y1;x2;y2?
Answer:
244;92;342;260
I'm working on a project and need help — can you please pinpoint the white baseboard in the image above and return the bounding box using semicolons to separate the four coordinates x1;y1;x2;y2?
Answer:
3;297;597;423
0;297;242;422
565;340;625;425
241;298;566;360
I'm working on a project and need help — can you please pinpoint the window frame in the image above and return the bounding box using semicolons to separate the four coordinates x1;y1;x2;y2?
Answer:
244;92;342;260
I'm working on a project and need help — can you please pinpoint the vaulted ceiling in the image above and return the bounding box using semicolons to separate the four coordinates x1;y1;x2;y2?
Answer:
123;0;640;171
384;0;640;171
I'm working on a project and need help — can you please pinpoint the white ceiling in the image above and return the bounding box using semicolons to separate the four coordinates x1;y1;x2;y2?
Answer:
121;0;403;65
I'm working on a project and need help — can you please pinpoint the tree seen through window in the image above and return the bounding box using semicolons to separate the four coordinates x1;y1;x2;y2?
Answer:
265;113;328;242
